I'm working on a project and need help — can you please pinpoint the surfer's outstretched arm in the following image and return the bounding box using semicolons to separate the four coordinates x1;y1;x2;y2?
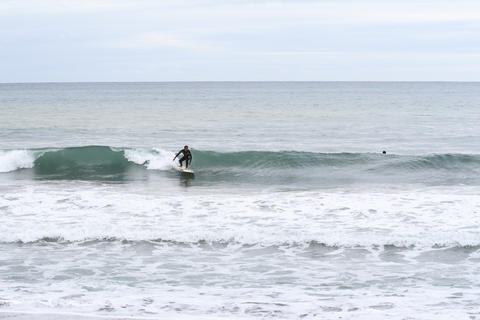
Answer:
173;150;182;161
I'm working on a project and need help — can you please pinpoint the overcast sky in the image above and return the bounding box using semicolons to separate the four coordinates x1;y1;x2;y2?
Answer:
1;0;480;82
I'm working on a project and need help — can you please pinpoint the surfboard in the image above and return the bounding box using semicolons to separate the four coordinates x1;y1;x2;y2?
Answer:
177;165;194;174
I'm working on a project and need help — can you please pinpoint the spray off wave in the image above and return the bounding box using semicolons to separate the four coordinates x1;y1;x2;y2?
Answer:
0;150;36;173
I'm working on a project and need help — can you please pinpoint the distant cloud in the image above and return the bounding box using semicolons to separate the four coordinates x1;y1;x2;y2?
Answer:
102;32;220;52
1;0;480;81
0;0;135;15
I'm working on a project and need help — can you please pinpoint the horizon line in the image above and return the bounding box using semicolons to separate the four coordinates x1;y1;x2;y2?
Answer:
1;80;480;85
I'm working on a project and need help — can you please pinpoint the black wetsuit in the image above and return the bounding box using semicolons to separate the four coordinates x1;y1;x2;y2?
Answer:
176;149;192;168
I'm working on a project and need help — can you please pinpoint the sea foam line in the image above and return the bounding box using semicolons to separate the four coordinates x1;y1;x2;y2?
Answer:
1;187;479;248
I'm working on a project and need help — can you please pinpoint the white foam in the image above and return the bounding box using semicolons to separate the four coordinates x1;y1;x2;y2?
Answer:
0;311;249;320
0;150;35;173
124;148;176;170
1;185;480;247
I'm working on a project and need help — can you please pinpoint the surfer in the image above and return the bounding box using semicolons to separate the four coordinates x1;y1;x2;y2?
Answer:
173;145;192;168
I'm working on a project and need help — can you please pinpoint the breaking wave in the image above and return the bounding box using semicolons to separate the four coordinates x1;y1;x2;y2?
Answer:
0;145;479;184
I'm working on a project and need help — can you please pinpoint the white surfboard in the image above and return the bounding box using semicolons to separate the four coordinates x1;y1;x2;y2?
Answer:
177;165;194;174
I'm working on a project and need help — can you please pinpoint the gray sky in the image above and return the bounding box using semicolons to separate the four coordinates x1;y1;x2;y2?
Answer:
1;0;480;82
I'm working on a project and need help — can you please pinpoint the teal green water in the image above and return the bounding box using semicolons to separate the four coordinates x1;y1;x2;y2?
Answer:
2;145;480;186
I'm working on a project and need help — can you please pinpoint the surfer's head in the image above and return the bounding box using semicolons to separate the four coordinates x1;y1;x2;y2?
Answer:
184;145;189;151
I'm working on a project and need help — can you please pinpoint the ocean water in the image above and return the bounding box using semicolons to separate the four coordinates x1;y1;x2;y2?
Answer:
0;82;480;319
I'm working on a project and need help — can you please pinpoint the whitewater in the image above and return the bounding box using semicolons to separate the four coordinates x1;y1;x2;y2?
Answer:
1;82;480;320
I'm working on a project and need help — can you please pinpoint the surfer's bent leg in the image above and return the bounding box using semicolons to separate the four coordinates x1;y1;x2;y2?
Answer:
179;157;185;167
